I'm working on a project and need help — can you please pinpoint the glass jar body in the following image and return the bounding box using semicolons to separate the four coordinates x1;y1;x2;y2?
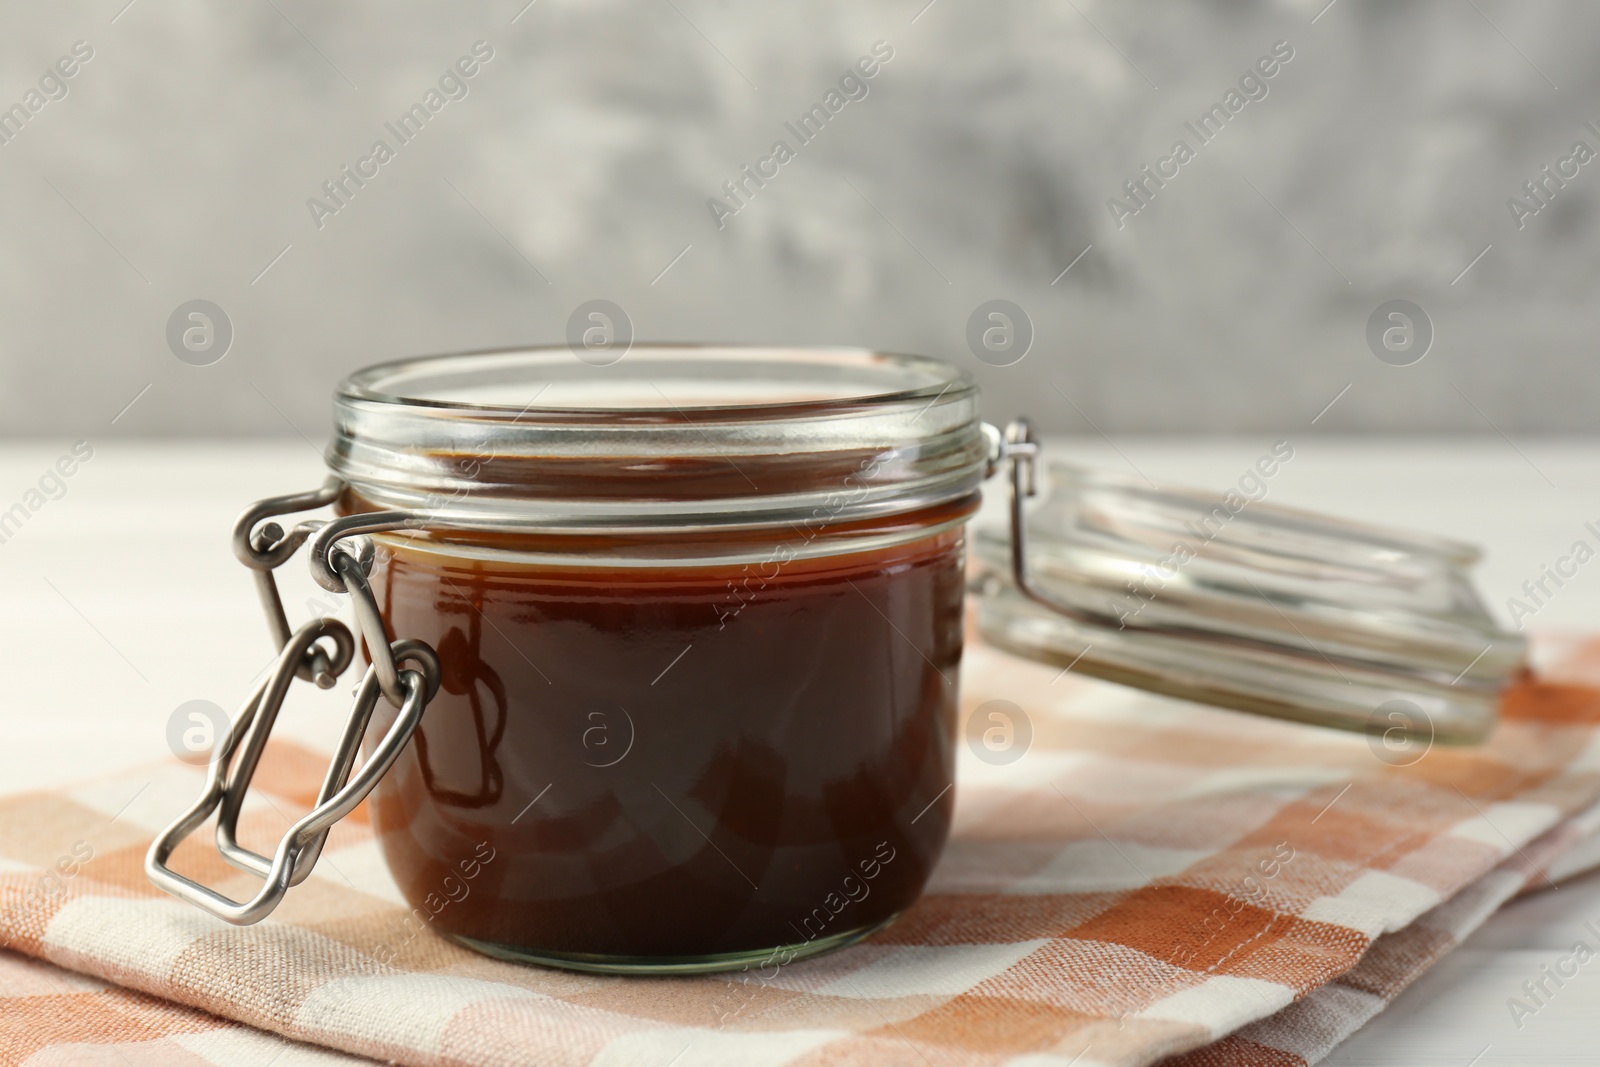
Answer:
362;514;971;973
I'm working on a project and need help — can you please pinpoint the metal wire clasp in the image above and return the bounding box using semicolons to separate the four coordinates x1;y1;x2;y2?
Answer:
145;482;438;925
994;418;1132;631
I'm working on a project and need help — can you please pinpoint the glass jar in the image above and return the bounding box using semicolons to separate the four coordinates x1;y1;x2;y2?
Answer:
337;346;983;971
150;346;988;973
146;345;1525;974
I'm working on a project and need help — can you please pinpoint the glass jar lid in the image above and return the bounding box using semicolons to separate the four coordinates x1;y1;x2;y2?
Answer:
329;345;986;534
973;452;1526;743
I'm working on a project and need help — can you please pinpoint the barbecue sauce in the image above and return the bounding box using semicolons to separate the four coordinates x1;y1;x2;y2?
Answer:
364;520;968;966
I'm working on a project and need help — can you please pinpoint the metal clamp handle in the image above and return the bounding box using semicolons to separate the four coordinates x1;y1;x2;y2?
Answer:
998;418;1136;632
145;483;439;925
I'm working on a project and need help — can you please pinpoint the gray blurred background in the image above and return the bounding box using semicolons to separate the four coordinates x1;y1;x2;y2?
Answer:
0;0;1594;437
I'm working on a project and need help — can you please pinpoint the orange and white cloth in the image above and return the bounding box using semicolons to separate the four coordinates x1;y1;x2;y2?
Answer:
5;632;1600;1067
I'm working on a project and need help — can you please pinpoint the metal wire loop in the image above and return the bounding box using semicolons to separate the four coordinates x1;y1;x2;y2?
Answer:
305;510;418;593
145;646;432;925
232;478;343;570
233;479;352;688
146;479;439;925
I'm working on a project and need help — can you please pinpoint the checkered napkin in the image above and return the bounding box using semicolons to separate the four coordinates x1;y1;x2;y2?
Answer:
5;632;1600;1067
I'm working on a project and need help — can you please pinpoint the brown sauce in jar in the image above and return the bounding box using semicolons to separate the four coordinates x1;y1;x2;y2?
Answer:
363;508;970;965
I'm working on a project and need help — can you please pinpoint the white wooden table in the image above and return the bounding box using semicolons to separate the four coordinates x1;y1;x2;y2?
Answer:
2;438;1597;1065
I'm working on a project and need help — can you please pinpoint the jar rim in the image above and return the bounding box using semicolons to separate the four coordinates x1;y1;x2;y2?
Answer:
338;344;975;420
328;345;987;535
